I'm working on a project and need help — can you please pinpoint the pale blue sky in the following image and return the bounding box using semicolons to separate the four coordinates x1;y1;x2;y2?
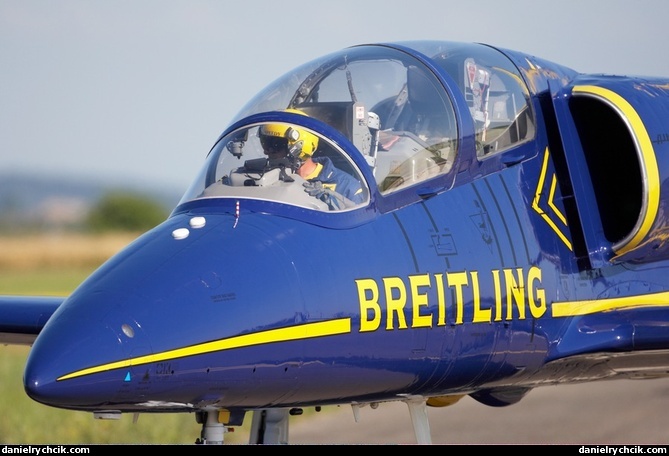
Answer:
2;0;668;195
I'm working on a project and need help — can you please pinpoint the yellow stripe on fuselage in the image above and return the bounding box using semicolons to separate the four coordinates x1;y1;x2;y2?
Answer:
552;290;669;317
57;318;351;381
57;289;669;381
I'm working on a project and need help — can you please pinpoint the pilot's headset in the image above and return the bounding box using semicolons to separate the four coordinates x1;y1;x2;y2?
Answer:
258;109;319;162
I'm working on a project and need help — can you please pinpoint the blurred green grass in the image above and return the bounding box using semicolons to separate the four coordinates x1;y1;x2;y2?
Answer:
0;237;249;444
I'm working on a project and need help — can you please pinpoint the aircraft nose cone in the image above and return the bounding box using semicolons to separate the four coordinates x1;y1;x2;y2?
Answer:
23;294;138;409
22;212;309;411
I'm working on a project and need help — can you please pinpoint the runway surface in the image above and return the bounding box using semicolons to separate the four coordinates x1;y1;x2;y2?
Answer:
279;378;669;445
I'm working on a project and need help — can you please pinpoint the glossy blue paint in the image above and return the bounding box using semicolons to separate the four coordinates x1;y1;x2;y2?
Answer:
4;40;669;444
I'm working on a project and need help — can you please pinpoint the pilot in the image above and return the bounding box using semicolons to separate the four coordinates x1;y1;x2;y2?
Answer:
258;111;365;210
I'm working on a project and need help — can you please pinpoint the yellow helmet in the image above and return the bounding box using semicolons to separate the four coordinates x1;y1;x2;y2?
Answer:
258;109;319;160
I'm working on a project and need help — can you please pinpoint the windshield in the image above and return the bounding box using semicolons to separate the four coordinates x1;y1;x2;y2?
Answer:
180;118;369;212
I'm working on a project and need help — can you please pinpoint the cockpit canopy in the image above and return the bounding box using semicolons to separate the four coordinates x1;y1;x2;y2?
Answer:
179;41;534;212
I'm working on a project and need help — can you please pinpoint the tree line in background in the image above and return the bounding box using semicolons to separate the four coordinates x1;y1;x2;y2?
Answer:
86;192;169;232
0;191;171;234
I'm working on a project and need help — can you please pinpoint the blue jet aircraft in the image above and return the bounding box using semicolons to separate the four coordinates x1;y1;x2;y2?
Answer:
2;40;669;445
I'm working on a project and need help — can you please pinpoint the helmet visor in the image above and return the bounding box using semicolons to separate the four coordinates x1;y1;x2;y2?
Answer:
260;135;289;154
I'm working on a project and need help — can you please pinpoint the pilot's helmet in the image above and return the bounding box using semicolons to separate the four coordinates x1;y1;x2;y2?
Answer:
258;109;319;161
